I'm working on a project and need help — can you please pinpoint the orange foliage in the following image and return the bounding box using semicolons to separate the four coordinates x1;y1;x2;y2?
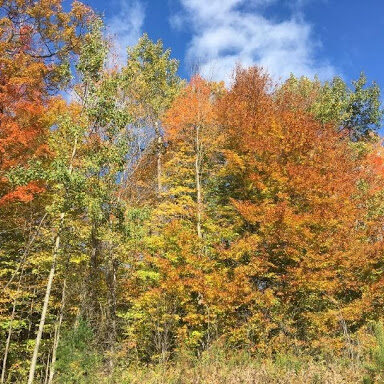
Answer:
125;68;384;356
0;0;93;205
163;75;218;143
0;33;51;204
369;141;384;177
216;66;384;348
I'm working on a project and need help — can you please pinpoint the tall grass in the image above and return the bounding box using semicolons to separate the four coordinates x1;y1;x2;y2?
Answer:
13;321;384;383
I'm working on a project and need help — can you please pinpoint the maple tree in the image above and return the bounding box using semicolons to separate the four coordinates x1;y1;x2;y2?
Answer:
0;0;93;203
0;28;49;206
215;67;384;350
161;75;223;239
120;76;225;360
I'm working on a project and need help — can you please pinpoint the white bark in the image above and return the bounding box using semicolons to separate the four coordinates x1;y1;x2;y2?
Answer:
2;260;27;382
195;124;202;239
1;298;16;384
28;137;77;384
48;279;66;384
154;121;163;195
27;217;63;384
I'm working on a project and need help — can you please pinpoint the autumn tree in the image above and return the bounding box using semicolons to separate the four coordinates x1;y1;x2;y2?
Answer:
0;0;93;200
162;75;223;239
122;34;182;195
0;2;94;382
120;76;227;361
21;15;106;384
216;66;384;351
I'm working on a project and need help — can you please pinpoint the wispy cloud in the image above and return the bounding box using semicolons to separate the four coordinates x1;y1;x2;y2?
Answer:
173;0;335;83
108;0;145;64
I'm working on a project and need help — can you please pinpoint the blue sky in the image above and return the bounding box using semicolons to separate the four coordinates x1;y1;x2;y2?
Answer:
83;0;383;129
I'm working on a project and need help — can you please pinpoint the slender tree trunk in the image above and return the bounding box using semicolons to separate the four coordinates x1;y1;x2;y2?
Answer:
28;137;78;384
106;257;118;370
1;298;16;384
81;223;101;327
27;214;63;384
48;279;66;384
1;258;26;383
43;353;50;384
27;287;37;339
195;124;202;239
154;121;163;195
4;212;48;292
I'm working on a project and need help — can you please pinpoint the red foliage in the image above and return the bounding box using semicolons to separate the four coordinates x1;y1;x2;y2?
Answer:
0;28;50;204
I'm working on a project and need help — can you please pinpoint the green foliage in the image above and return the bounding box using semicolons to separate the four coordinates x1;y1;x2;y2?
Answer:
55;320;101;384
76;17;108;82
5;160;47;187
364;321;384;383
282;72;383;140
123;33;183;122
318;73;382;140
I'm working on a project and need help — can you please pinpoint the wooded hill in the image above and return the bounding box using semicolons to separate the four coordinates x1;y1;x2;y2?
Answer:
1;1;384;383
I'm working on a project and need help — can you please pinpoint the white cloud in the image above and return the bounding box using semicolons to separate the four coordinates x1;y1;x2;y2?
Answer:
108;0;145;64
174;0;335;83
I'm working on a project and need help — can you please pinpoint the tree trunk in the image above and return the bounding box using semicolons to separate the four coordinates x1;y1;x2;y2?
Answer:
43;353;50;384
154;121;163;195
1;261;26;383
48;279;66;384
28;137;77;384
27;287;37;339
106;257;118;370
195;124;202;239
81;224;102;328
1;298;16;384
27;214;63;384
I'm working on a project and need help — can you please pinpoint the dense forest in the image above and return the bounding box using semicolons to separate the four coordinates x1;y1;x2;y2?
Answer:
1;1;384;383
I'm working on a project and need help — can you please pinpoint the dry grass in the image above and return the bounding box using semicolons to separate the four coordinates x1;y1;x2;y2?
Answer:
110;351;366;384
117;364;362;384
